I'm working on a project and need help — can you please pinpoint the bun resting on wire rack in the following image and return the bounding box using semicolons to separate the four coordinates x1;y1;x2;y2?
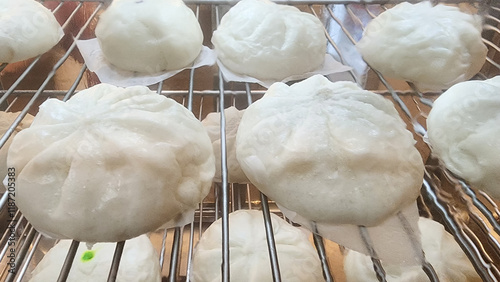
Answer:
236;74;424;227
426;76;500;200
344;217;481;282
201;106;250;184
356;1;487;91
29;235;162;282
190;210;325;282
7;83;215;243
0;112;33;181
0;0;63;63
95;0;203;73
212;0;327;81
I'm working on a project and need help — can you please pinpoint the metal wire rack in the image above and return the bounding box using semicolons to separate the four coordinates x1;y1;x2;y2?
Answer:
0;0;499;281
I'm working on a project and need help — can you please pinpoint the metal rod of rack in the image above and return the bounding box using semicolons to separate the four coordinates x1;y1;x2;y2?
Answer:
107;241;125;282
259;193;282;282
312;223;335;282
358;226;387;282
56;240;80;282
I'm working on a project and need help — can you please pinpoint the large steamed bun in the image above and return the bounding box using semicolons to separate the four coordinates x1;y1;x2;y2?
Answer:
0;0;63;63
344;217;481;282
426;76;500;199
30;235;162;282
8;83;215;242
190;210;325;282
0;112;33;180
95;0;203;73
201;107;249;183
212;0;327;81
236;75;424;227
357;1;487;90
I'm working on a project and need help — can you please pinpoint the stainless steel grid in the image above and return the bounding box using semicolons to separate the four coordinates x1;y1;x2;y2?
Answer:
0;0;499;281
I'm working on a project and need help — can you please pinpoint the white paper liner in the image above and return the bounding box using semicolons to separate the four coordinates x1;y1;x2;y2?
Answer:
217;54;353;88
278;201;423;266
76;38;217;87
159;208;196;230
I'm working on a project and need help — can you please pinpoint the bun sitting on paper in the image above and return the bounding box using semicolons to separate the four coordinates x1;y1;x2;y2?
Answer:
212;0;327;81
357;1;487;90
95;0;203;73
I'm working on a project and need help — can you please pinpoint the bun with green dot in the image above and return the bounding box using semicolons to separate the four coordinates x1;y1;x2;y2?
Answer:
29;235;161;281
7;83;215;242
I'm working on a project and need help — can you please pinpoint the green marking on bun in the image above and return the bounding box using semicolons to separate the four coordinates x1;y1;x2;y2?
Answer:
81;250;95;262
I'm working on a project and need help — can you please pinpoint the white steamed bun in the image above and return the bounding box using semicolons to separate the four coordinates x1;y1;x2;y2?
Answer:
236;75;424;227
212;0;327;81
95;0;203;73
0;112;33;181
8;83;215;242
0;0;63;63
30;235;162;282
344;217;481;282
426;76;500;199
201;107;249;183
190;210;325;282
357;1;487;90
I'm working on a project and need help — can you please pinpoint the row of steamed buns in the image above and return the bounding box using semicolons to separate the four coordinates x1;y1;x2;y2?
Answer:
0;0;489;90
2;73;496;281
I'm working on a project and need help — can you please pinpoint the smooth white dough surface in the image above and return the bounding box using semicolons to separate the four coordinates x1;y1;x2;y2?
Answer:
30;235;162;282
344;217;481;282
212;0;327;81
95;0;203;73
190;210;325;282
427;76;500;199
202;107;249;183
236;75;424;227
8;83;215;242
0;112;33;181
357;1;487;91
0;0;63;63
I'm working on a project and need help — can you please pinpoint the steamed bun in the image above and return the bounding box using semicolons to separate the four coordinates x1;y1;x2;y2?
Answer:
8;83;215;242
426;76;500;199
201;107;249;183
190;210;325;282
357;1;487;90
212;0;327;81
236;75;424;227
95;0;203;73
0;0;63;63
344;217;481;282
30;235;162;282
